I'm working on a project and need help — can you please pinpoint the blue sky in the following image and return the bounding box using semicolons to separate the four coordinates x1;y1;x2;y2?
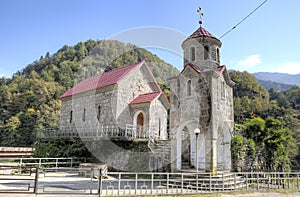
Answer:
1;0;300;77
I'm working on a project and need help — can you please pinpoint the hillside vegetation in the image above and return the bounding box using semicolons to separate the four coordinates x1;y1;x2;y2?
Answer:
230;71;300;171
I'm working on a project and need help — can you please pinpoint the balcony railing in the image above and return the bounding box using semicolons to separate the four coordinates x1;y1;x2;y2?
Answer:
37;124;156;140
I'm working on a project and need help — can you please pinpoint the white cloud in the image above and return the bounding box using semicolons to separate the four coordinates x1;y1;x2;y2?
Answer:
238;54;262;67
274;62;300;74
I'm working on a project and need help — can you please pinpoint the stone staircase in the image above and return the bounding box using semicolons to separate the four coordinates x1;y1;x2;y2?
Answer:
181;161;193;170
148;139;171;171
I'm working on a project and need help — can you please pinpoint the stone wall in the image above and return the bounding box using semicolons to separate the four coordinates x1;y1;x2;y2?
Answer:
84;139;155;172
149;97;168;140
60;85;118;131
210;74;234;171
169;65;234;172
169;66;212;171
116;65;154;127
182;38;221;70
60;64;168;139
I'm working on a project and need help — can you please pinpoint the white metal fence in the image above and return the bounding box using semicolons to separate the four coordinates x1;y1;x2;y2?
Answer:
38;124;157;140
0;157;86;168
0;167;299;195
100;171;300;196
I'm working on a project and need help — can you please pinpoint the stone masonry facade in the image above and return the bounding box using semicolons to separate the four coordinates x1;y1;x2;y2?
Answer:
59;61;169;140
169;26;234;172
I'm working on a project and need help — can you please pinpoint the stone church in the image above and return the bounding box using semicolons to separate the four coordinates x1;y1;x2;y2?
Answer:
59;60;169;140
58;12;234;173
169;26;235;172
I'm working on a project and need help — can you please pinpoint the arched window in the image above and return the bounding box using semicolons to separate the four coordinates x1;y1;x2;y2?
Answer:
190;47;196;62
216;48;220;62
204;45;210;60
187;80;192;97
177;79;180;97
221;82;226;99
82;108;86;122
97;105;101;122
69;111;73;123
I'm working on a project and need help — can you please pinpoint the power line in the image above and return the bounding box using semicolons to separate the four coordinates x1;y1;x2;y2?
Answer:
219;0;268;39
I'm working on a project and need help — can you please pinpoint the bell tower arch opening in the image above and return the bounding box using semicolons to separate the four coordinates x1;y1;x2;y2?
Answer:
204;45;210;60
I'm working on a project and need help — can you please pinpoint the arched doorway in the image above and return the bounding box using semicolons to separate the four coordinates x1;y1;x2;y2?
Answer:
134;111;145;138
181;126;191;169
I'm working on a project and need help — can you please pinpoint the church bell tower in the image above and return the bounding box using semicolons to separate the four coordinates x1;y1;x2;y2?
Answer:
169;7;234;173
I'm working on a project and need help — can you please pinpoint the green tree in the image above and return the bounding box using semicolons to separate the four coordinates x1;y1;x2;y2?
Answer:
1;116;21;146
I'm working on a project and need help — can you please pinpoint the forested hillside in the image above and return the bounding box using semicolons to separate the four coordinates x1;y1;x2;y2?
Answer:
256;78;293;91
0;40;179;148
230;71;300;171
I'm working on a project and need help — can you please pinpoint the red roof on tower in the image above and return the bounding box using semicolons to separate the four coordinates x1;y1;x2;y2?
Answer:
59;61;145;99
188;26;217;39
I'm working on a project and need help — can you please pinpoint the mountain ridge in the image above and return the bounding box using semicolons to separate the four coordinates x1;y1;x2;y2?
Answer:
253;72;300;87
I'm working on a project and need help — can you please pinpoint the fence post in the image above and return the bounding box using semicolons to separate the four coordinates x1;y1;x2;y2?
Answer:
222;173;224;191
288;173;290;189
118;173;121;195
196;173;199;192
98;169;102;196
246;173;248;191
167;173;169;194
181;173;184;194
209;173;212;192
268;173;270;191
134;173;137;195
256;172;259;190
151;173;154;194
297;174;299;189
34;167;39;194
277;172;280;189
234;173;236;191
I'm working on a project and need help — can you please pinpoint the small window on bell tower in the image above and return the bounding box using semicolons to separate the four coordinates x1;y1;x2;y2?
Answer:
187;80;192;97
190;47;196;62
216;48;220;63
204;45;210;60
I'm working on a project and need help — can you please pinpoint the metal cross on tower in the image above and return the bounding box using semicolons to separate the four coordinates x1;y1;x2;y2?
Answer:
197;7;204;25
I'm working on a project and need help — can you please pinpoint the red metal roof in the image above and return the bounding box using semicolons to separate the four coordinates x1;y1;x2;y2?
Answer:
129;92;161;105
184;63;202;74
216;65;226;74
60;61;145;98
188;26;217;39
